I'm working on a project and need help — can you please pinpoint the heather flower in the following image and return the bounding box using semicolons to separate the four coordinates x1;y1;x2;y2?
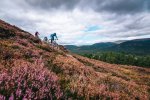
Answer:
0;59;63;99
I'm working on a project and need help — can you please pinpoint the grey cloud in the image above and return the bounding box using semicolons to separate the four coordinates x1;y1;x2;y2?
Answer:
25;0;150;14
25;0;80;10
125;17;145;30
94;0;150;14
94;13;150;39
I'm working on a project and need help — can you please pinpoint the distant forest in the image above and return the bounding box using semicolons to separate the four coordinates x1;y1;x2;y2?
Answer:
82;52;150;68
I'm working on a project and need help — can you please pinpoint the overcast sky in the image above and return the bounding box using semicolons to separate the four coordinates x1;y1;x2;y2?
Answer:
0;0;150;45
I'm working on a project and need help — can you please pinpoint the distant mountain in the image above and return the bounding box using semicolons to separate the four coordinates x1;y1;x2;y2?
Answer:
64;45;79;53
80;42;116;50
114;40;127;44
65;38;150;55
105;38;150;55
65;42;116;53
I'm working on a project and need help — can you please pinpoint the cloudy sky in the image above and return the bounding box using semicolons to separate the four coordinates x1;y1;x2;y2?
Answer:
0;0;150;45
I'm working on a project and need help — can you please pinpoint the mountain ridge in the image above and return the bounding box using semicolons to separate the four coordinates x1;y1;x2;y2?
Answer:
65;42;116;53
65;38;150;55
105;38;150;55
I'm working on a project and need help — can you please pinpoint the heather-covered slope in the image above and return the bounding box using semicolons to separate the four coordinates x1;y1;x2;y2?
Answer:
0;19;150;99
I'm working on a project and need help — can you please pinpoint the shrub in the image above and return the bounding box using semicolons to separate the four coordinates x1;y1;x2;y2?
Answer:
0;27;15;39
0;60;63;99
36;45;52;52
2;49;14;60
46;60;63;74
17;39;28;47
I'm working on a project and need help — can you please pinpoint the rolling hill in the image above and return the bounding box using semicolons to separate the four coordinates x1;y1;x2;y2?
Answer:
65;42;116;53
65;39;150;55
0;19;150;99
105;38;150;55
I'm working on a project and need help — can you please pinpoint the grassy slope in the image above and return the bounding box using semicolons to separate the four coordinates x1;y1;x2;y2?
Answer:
0;19;150;99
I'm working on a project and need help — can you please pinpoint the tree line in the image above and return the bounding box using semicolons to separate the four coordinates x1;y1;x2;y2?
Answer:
82;52;150;68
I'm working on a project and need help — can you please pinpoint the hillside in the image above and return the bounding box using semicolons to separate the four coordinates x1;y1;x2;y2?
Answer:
65;39;150;55
105;38;150;55
0;19;150;99
65;42;116;54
